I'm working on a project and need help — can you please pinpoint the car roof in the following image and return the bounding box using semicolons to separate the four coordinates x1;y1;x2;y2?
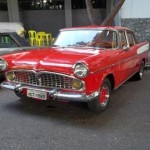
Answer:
0;32;16;35
60;26;132;32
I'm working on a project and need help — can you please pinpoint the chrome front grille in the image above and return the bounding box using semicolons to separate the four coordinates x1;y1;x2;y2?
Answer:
15;71;39;85
6;70;75;89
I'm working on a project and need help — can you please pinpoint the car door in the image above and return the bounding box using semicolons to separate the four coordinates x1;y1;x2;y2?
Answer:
116;30;135;84
126;31;138;73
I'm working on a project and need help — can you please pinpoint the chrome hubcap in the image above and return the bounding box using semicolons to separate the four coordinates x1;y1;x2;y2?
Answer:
99;86;109;107
139;65;144;78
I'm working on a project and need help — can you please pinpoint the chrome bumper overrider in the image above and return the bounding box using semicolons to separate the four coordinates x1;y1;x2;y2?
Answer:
1;81;99;102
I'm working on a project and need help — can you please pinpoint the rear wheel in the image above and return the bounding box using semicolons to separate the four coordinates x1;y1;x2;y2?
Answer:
87;78;111;112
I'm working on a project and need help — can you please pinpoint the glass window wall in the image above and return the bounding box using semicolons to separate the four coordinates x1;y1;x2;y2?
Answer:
72;0;106;9
0;0;8;10
19;0;64;10
0;0;106;11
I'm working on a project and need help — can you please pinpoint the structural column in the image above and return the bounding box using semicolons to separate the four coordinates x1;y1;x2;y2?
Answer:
7;0;20;22
65;0;72;27
106;0;121;26
106;0;114;15
114;0;121;26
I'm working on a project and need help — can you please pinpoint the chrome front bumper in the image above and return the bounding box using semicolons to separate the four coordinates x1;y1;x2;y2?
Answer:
1;81;99;102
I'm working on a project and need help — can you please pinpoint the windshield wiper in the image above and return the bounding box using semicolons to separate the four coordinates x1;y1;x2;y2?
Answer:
52;44;60;47
67;44;91;48
66;44;80;47
52;45;66;48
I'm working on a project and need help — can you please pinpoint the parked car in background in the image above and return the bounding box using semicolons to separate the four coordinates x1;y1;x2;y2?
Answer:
0;22;26;37
0;26;149;112
0;32;30;55
0;32;31;79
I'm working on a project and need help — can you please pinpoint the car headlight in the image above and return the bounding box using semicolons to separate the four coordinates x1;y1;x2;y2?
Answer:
74;63;88;78
0;58;7;71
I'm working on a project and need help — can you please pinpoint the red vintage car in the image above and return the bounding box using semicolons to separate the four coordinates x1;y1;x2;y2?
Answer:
0;26;149;112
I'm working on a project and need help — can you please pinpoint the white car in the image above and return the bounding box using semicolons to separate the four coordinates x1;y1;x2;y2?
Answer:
0;22;26;37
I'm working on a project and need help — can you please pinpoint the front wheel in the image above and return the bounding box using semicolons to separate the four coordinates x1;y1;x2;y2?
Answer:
87;78;111;112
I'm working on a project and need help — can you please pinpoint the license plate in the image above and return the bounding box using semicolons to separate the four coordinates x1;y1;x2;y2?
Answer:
27;89;47;100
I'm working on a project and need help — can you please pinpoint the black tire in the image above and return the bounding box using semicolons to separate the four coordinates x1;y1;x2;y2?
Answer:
134;61;145;80
15;94;31;101
14;90;32;101
87;78;111;112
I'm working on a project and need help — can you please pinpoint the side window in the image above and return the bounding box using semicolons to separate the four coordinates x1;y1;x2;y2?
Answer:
127;32;135;47
92;30;118;49
0;35;18;48
119;31;127;48
112;31;118;48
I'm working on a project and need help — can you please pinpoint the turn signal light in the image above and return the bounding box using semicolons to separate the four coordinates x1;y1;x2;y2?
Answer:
6;72;16;81
72;79;83;90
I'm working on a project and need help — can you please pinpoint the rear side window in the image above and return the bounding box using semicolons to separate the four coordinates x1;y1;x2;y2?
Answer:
127;32;135;47
119;31;127;48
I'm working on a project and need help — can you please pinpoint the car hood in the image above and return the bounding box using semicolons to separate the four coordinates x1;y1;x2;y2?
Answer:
11;47;100;74
0;48;21;56
0;46;35;56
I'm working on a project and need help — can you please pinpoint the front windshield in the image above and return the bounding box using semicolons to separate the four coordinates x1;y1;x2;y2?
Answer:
53;29;118;49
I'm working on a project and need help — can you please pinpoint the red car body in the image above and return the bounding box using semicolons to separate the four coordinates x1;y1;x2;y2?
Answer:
0;26;149;112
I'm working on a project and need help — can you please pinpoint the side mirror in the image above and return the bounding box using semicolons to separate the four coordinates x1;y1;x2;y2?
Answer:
123;45;129;51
